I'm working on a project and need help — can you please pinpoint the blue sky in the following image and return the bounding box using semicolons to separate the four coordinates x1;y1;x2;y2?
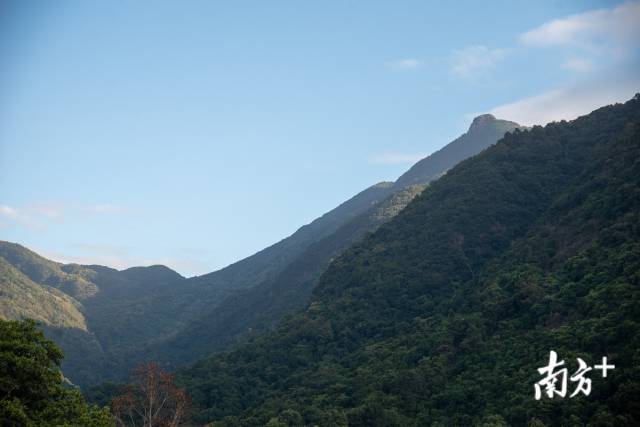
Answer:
1;0;638;276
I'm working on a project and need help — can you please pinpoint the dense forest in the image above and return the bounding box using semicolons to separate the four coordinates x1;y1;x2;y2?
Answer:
0;319;112;425
173;96;640;425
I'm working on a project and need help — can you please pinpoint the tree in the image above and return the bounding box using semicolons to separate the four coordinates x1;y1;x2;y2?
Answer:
112;362;190;426
0;318;113;426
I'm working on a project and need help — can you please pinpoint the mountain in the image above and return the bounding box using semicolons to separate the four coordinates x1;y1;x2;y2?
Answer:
192;113;519;298
0;257;86;331
65;181;397;381
0;241;186;386
0;113;519;387
188;181;396;290
134;114;521;368
393;114;520;189
144;184;429;366
0;241;99;300
177;96;640;425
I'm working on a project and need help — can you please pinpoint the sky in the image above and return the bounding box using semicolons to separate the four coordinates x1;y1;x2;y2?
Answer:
1;0;639;276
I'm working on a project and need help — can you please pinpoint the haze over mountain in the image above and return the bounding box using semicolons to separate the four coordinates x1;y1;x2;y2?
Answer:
0;113;520;387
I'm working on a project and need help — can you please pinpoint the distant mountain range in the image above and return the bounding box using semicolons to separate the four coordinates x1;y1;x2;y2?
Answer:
0;241;185;385
0;114;521;387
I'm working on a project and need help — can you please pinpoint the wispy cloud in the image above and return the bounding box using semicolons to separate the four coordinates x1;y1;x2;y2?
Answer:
520;1;640;55
370;152;427;165
0;204;44;231
450;45;509;79
0;202;129;231
386;58;422;70
27;203;65;219
470;2;640;126
561;57;594;73
83;204;128;214
0;205;19;220
487;67;640;126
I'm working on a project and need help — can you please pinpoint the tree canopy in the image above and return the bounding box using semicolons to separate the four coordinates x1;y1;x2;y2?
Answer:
0;319;113;426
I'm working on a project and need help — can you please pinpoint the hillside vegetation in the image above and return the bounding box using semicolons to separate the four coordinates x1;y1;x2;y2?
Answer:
0;242;98;300
0;114;518;387
137;115;520;369
0;241;186;386
178;96;640;425
145;184;429;366
0;319;112;425
0;257;87;331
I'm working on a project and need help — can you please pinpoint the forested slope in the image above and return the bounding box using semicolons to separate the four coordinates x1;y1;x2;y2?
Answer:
178;96;640;426
0;241;187;386
0;114;519;387
147;184;428;366
140;115;521;369
0;257;86;331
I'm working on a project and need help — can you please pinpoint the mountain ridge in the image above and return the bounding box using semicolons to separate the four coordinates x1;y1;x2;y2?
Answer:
0;112;521;386
129;113;521;369
176;95;640;425
394;114;521;189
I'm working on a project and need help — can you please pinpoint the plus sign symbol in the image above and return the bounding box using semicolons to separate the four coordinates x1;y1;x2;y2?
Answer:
594;357;615;378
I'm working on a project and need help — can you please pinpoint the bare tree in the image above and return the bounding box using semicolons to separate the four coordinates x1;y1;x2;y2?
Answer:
112;362;190;427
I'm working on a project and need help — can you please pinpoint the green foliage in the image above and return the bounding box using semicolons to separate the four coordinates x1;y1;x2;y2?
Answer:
177;96;640;425
83;382;125;409
0;257;87;330
0;241;189;387
0;241;98;300
0;318;113;426
148;183;429;369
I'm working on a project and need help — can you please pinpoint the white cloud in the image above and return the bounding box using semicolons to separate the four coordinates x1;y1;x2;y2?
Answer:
0;202;128;231
520;1;640;53
370;152;427;165
0;204;43;231
27;203;65;219
487;68;640;126
0;205;19;219
386;58;422;70
450;45;509;79
83;204;127;214
561;57;594;72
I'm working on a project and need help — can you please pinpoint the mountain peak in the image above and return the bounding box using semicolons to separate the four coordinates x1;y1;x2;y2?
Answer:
393;113;520;190
469;113;497;131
